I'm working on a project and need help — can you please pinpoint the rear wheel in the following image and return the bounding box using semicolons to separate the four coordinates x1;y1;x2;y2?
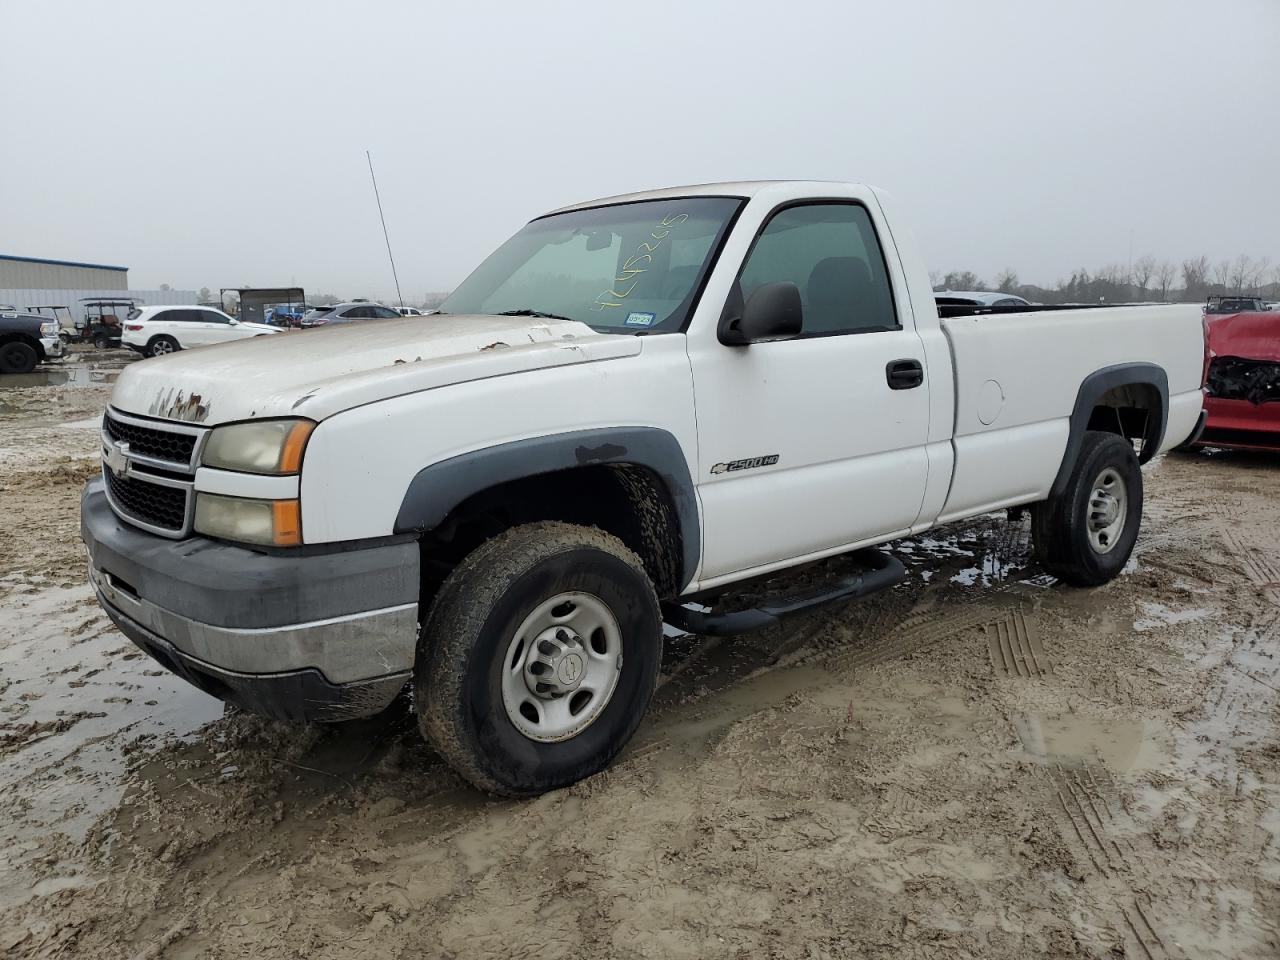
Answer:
1032;431;1143;586
93;335;110;349
147;335;179;358
0;341;39;374
417;522;662;796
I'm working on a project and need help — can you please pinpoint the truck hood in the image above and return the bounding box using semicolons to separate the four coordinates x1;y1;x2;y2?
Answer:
1207;311;1280;362
109;314;643;425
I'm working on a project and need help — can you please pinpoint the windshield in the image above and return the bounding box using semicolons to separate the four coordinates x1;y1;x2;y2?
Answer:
440;196;743;334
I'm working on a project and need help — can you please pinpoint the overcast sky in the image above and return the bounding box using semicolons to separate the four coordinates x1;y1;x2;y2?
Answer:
3;0;1278;300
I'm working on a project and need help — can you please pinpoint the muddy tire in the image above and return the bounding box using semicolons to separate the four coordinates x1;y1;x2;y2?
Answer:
0;341;39;374
417;522;662;797
1031;431;1142;587
147;335;179;358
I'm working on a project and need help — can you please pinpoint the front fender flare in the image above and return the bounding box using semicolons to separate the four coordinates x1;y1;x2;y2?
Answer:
393;427;700;589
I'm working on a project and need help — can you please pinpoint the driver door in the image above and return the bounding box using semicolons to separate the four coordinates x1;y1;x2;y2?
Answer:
688;200;931;583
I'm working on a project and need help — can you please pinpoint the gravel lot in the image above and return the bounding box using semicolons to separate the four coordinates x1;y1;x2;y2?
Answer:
1;359;1277;959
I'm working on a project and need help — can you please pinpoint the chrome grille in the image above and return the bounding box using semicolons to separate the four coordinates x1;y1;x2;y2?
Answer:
101;407;207;538
103;409;200;467
104;468;189;532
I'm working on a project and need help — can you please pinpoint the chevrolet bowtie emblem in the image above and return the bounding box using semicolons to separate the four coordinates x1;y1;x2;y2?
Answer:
104;440;130;478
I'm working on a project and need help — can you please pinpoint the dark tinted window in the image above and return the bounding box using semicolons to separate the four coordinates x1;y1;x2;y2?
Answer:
198;309;230;323
738;203;897;336
156;309;195;323
371;306;401;318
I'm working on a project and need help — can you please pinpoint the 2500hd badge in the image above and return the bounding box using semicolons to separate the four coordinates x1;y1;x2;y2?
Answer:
710;454;780;475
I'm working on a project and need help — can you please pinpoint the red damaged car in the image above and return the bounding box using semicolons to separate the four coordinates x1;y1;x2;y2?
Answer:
1196;306;1280;451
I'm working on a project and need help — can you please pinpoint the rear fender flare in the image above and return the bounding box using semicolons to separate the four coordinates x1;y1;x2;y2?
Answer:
1050;362;1168;498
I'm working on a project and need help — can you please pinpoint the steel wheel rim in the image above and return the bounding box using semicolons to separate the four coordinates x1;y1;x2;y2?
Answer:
1086;466;1127;554
500;591;622;743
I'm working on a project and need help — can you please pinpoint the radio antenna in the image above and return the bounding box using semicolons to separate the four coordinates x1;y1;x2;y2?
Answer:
366;150;404;308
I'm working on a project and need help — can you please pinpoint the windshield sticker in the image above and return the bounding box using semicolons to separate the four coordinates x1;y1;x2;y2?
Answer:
624;311;655;327
593;212;689;314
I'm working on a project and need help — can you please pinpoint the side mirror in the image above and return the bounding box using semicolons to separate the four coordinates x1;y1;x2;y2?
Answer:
719;281;803;345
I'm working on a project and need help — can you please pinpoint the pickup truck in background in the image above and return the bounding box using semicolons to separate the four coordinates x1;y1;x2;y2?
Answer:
1196;308;1280;450
81;181;1206;795
1;309;66;373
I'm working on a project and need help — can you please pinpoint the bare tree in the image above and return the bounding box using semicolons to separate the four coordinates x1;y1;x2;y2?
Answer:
1131;255;1156;296
1229;255;1251;293
1249;256;1270;295
1182;256;1210;298
1155;260;1177;301
928;270;942;290
1098;263;1130;287
942;270;986;291
995;268;1019;293
1214;260;1231;289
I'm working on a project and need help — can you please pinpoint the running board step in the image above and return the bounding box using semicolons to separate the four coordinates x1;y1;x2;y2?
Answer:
661;548;906;637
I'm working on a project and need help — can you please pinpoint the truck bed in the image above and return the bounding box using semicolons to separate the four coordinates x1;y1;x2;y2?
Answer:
934;303;1205;524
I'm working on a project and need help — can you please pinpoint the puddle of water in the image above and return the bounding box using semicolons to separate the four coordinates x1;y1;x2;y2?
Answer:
60;415;104;430
0;585;224;908
1134;601;1211;633
0;363;126;390
1014;714;1167;772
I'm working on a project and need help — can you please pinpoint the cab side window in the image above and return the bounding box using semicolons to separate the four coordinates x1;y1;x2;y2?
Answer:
737;203;897;336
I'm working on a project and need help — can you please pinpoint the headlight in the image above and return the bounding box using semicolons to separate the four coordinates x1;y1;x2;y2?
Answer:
194;494;301;546
40;320;58;336
201;419;314;474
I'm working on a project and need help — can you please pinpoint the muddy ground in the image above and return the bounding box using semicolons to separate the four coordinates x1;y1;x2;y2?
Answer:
1;357;1278;959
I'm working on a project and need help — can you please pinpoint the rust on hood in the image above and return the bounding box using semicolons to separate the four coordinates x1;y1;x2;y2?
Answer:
148;387;212;423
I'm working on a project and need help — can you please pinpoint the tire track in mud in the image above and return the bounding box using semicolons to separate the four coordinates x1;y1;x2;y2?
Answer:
983;515;1032;583
1220;529;1280;603
984;608;1052;677
1011;605;1280;958
1050;763;1176;959
824;586;1034;673
1187;612;1280;793
1013;728;1184;959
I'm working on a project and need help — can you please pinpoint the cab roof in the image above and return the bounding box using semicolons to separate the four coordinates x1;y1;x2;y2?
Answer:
545;180;868;215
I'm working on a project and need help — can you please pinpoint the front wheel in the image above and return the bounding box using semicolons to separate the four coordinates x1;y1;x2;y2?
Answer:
0;341;39;374
1031;430;1143;586
417;522;662;796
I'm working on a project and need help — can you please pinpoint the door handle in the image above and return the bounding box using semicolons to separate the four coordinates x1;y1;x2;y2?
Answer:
886;359;924;390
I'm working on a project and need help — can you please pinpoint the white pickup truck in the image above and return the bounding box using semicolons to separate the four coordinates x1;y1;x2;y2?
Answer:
82;181;1206;795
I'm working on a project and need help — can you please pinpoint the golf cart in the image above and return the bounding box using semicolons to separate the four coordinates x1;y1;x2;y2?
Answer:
75;297;138;348
25;305;77;343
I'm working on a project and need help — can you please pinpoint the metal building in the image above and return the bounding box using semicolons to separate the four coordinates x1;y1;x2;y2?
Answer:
0;254;129;290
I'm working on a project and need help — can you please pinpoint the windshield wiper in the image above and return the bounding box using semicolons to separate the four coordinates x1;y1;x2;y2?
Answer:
497;309;576;323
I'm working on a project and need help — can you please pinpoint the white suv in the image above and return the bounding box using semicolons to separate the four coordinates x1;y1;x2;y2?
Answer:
122;306;279;358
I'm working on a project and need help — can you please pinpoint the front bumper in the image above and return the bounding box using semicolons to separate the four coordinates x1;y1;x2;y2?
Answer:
40;336;65;359
1196;397;1280;451
82;478;421;721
